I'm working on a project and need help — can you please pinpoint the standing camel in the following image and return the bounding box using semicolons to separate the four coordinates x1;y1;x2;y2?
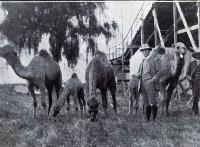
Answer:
126;74;139;115
0;45;62;118
85;49;117;121
159;42;193;116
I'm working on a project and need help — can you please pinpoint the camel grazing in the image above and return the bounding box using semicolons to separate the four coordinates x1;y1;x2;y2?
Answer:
85;49;117;121
53;73;86;117
0;45;62;118
158;42;193;116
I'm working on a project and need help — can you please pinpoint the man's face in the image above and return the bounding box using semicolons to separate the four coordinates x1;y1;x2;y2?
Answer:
141;50;151;57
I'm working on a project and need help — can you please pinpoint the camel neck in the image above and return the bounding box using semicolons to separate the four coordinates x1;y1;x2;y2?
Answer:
3;53;32;80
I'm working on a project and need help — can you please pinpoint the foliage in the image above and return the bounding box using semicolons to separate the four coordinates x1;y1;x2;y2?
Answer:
0;2;118;66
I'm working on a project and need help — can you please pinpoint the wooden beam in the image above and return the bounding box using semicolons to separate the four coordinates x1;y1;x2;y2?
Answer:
175;2;197;50
145;31;154;44
152;9;165;47
173;2;177;45
198;2;200;49
141;12;144;44
177;24;198;34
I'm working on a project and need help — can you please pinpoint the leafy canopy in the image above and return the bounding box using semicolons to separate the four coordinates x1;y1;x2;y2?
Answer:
0;2;117;66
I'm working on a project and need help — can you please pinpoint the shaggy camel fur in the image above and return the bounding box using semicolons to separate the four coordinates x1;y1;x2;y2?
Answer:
158;43;193;116
53;73;86;117
85;50;117;121
0;45;62;118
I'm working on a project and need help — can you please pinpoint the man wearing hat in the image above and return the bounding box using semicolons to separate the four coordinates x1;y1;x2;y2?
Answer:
137;44;163;122
186;51;200;115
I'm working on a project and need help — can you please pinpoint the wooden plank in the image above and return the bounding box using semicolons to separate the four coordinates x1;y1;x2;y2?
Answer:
198;2;200;48
152;9;165;47
173;2;177;45
175;2;197;50
177;24;198;34
141;11;144;44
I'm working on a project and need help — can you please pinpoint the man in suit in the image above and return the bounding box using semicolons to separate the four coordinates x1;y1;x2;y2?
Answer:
186;52;200;115
138;44;163;122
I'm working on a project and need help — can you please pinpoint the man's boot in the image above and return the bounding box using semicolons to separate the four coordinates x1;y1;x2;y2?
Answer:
145;105;151;122
152;104;158;121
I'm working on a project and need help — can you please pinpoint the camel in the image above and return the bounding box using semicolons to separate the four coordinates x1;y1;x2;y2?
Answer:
85;49;117;121
126;74;139;115
53;73;86;117
0;45;62;118
158;42;193;116
127;43;192;117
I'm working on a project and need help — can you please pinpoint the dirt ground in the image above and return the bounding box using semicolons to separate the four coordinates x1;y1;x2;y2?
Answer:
0;84;200;147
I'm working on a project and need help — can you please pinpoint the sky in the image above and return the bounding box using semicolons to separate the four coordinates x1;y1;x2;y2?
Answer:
0;2;151;84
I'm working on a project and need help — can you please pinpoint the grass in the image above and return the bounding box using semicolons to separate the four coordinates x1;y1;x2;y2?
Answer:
0;84;199;147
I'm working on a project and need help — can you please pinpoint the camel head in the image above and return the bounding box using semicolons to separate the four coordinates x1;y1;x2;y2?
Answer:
0;45;19;66
175;42;187;55
87;98;99;121
0;45;17;57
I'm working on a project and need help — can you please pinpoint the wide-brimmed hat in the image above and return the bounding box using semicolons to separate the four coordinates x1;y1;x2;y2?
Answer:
192;52;200;60
139;44;152;52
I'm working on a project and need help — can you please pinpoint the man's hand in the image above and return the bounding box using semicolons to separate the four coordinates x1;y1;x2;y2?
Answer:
186;75;192;82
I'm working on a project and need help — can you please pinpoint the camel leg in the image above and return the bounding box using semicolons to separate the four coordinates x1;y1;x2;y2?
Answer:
66;94;70;111
128;91;134;115
166;82;176;116
77;94;83;116
55;82;61;100
135;92;139;115
159;78;166;113
55;71;62;100
78;88;86;116
109;86;117;114
39;85;47;114
72;93;79;112
28;84;37;118
47;85;53;115
101;88;108;117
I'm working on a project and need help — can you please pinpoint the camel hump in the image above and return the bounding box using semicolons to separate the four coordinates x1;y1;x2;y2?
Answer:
71;73;78;79
39;50;50;58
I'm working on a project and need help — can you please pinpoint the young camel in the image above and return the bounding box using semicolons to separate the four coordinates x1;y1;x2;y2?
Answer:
0;45;62;118
53;73;86;117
